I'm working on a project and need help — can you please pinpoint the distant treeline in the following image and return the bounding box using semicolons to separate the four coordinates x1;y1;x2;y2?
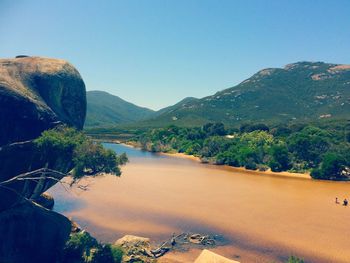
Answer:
131;121;350;180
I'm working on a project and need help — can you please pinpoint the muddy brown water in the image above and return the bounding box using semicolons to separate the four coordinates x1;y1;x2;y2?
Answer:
49;143;350;263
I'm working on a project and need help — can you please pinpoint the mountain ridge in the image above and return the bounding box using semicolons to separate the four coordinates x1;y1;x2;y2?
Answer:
85;90;155;127
142;61;350;126
86;61;350;128
85;91;199;127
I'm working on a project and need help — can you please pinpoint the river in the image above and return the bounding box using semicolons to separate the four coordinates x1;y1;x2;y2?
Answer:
49;143;350;263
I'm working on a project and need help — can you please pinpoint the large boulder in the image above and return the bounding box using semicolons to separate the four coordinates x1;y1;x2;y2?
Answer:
0;140;73;211
0;202;71;263
0;56;86;146
0;56;86;210
0;57;86;262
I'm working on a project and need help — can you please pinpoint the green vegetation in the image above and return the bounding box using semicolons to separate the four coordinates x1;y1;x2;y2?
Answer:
34;126;128;180
62;232;123;263
132;121;350;180
286;255;305;263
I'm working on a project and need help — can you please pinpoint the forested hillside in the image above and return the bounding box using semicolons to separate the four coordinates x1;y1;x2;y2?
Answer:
142;62;350;127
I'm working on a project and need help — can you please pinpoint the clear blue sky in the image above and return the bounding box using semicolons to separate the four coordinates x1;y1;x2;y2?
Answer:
1;0;349;110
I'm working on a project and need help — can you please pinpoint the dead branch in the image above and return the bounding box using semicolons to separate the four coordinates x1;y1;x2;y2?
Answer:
0;168;67;187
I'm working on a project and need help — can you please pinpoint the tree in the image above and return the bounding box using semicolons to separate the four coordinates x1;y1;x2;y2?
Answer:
346;132;350;143
237;146;258;169
34;126;128;180
240;123;270;133
288;126;330;167
311;152;346;180
186;127;205;140
200;136;230;157
202;122;226;136
271;126;292;137
216;150;240;166
0;126;129;206
269;144;291;172
73;141;121;178
239;131;274;164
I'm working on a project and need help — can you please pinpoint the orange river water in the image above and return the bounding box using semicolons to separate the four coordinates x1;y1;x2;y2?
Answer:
49;143;350;263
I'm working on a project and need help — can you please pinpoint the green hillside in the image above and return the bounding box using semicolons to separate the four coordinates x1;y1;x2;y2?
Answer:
85;91;155;127
86;91;198;127
142;62;350;127
155;97;198;116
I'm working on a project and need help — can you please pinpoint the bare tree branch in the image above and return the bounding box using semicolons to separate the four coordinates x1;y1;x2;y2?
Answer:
0;168;67;187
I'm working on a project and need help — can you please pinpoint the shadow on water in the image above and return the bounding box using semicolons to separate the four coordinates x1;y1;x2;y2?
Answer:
102;143;167;160
48;184;87;214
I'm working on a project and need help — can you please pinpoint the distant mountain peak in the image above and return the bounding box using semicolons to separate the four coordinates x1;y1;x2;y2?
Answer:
142;61;350;126
85;90;155;127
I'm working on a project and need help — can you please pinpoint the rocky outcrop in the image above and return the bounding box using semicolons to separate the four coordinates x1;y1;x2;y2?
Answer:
0;202;71;263
0;56;86;146
0;56;87;263
0;140;73;211
115;235;155;263
33;192;55;210
0;56;86;210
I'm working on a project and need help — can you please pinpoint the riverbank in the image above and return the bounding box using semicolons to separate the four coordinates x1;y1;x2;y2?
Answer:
112;140;311;180
159;151;311;180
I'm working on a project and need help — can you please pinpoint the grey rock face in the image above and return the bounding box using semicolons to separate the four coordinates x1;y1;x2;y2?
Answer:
0;57;86;262
0;56;86;146
0;202;71;263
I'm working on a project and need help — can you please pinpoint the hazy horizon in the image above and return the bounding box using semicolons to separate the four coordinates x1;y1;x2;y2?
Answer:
1;0;350;110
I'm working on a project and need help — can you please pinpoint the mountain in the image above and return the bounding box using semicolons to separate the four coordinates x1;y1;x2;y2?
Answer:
143;62;350;126
86;91;198;127
85;91;155;127
154;97;198;116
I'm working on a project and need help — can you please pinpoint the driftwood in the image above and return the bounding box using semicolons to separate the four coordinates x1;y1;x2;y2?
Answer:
150;246;169;258
188;234;216;246
150;233;216;258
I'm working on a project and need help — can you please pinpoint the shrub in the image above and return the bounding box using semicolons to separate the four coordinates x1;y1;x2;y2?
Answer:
244;158;257;170
90;245;115;263
311;152;346;180
62;233;123;263
110;246;124;263
240;123;270;133
286;255;305;263
269;144;291;172
62;232;98;262
203;122;226;136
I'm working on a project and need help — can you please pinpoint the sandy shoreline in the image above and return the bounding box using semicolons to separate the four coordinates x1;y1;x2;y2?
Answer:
105;140;311;180
160;151;311;180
